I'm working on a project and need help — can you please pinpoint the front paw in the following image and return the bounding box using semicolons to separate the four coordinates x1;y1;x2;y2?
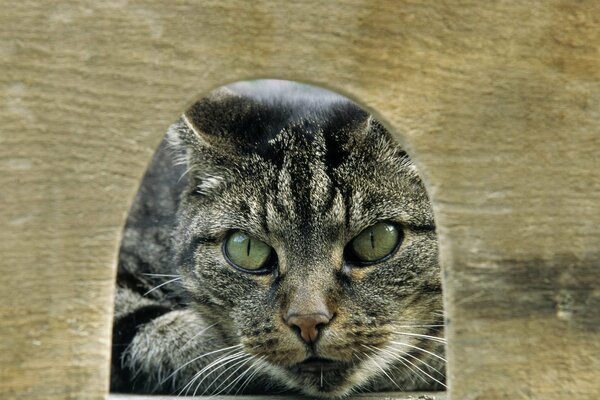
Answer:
113;308;224;394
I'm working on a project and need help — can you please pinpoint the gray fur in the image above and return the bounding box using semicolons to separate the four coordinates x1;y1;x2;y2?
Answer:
111;82;444;397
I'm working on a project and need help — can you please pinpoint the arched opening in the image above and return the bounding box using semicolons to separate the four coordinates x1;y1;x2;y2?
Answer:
110;80;445;398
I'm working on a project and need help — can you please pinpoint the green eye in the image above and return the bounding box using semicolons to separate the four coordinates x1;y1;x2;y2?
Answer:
349;222;401;263
223;231;273;272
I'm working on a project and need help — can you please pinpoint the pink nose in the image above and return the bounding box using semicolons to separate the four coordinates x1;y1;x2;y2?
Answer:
286;313;333;343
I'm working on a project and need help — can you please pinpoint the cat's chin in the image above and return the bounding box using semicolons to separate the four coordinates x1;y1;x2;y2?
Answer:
282;358;360;398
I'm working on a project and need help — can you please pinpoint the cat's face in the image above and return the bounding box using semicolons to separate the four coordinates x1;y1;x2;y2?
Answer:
171;89;443;397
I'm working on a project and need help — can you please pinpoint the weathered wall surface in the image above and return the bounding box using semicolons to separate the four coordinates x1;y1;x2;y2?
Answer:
1;1;599;399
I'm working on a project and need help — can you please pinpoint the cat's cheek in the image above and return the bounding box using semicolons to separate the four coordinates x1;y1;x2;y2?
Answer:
191;261;269;307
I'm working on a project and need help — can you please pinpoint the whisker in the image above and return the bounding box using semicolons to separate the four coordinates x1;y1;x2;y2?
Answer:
373;345;430;387
235;356;267;395
360;345;401;390
181;352;237;396
394;331;446;343
179;323;218;351
190;352;247;396
403;351;446;378
142;273;181;278
321;367;333;389
226;365;253;396
179;350;243;395
395;319;444;324
374;343;446;389
353;350;390;393
397;354;446;388
210;354;256;395
220;362;257;396
162;343;242;385
143;277;182;296
390;341;447;363
320;364;323;389
203;353;252;395
381;348;428;387
395;324;445;328
178;165;195;183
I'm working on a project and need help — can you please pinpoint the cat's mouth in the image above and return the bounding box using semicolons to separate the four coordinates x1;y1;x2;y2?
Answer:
293;357;347;373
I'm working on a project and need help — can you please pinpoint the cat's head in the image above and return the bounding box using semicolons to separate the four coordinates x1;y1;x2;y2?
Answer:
169;86;443;397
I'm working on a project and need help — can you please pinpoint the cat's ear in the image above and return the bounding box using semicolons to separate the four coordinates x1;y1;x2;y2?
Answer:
167;88;259;195
173;87;259;153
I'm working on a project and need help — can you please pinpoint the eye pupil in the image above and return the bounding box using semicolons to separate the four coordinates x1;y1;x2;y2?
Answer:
348;222;401;264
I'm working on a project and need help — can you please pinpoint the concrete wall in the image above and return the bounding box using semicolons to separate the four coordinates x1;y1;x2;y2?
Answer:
1;1;599;399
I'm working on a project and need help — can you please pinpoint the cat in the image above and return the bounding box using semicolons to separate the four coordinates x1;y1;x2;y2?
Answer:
111;81;445;398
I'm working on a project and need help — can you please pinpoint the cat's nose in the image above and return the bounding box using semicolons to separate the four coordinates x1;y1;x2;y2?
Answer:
286;313;333;344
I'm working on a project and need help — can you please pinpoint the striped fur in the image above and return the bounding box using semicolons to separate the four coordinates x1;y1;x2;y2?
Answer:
111;82;444;397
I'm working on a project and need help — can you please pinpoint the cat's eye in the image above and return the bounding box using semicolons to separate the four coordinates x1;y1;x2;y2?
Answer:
223;231;274;272
348;222;402;264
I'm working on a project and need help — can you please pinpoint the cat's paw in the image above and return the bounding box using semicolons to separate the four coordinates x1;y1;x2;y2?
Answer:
116;308;224;394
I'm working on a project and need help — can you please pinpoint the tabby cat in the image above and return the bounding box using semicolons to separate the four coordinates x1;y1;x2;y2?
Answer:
111;82;445;398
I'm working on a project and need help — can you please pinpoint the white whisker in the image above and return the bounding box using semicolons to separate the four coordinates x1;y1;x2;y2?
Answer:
143;277;182;296
396;319;443;324
179;323;218;351
390;340;447;362
395;324;445;328
373;342;446;388
190;351;247;396
226;364;254;396
181;352;232;396
320;364;323;389
381;348;428;387
403;351;446;378
142;273;181;278
204;353;252;394
397;354;446;388
360;345;401;390
373;345;430;386
236;356;267;395
162;343;241;385
178;165;195;183
186;350;245;395
210;354;256;395
394;331;446;343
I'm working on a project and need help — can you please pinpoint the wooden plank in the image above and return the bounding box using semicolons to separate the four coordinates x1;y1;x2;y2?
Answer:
1;1;599;400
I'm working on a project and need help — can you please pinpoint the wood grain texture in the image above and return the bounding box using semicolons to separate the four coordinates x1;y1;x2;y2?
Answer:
1;1;599;399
